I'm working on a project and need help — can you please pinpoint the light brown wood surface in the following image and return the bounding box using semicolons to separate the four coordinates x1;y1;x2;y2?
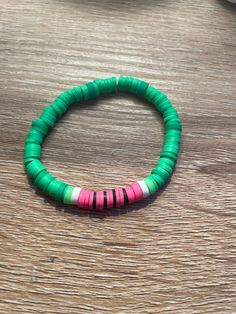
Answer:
0;0;236;313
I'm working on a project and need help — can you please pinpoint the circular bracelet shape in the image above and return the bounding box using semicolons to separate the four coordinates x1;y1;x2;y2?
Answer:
24;76;182;210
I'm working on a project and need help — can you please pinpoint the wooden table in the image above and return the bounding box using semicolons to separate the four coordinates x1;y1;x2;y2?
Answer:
1;0;236;313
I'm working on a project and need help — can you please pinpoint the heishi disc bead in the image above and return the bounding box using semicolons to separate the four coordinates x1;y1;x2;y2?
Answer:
143;176;158;194
63;186;75;204
125;186;136;204
106;190;114;208
26;159;46;178
137;181;150;198
77;189;87;208
71;187;82;205
130;182;143;201
96;191;104;210
36;172;55;192
88;191;95;209
84;190;92;209
115;188;124;207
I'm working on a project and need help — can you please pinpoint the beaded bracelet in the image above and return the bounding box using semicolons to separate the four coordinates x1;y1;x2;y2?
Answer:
24;76;182;210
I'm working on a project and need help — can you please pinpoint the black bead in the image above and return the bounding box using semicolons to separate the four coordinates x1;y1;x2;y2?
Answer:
122;188;128;205
112;189;116;207
93;192;96;209
104;191;107;209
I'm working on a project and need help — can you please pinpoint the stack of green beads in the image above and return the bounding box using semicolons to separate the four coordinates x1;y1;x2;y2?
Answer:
24;76;182;210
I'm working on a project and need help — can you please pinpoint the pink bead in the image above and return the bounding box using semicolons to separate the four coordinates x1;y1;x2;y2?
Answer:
83;190;91;209
125;186;136;204
106;190;114;208
88;191;94;210
96;191;104;210
115;188;124;207
77;189;86;208
130;182;144;201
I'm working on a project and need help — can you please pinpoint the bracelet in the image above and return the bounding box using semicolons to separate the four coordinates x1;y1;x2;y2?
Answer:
24;76;182;210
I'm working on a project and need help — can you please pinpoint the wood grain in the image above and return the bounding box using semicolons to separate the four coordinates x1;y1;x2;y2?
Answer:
0;0;236;313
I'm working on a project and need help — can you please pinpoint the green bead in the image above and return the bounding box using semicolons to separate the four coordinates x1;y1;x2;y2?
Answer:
165;129;181;136
164;134;181;142
50;99;67;117
25;159;46;178
145;85;159;102
24;143;41;152
57;91;74;108
117;76;127;91
151;166;170;181
156;161;173;174
157;99;173;113
47;179;68;201
163;144;179;155
165;119;182;131
23;157;37;165
71;86;83;102
135;80;149;97
37;172;55;192
80;84;89;100
34;169;48;187
144;176;158;194
63;186;74;204
160;151;178;162
150;173;166;187
25;129;44;145
118;76;133;93
130;78;139;94
153;92;166;106
31;119;49;136
163;113;179;123
106;77;117;93
40;108;57;128
158;157;175;168
86;82;100;99
24;150;41;160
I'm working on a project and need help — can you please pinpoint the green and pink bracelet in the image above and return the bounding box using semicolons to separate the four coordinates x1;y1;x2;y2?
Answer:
24;76;182;210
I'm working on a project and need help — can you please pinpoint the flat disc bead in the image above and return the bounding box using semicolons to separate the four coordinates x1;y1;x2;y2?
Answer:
130;182;143;201
143;176;158;194
160;151;178;162
145;85;160;102
70;86;83;102
151;167;170;181
86;82;100;99
96;191;104;210
150;173;166;188
70;187;82;204
156;161;173;174
82;190;92;209
26;160;46;178
125;186;136;204
88;191;95;209
63;186;75;204
31;118;49;136
106;190;114;208
115;188;124;207
80;85;89;100
35;172;55;192
47;179;67;201
137;180;150;198
25;129;44;145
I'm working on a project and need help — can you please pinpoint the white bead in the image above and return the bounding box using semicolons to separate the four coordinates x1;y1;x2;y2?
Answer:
137;180;150;198
70;187;82;204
